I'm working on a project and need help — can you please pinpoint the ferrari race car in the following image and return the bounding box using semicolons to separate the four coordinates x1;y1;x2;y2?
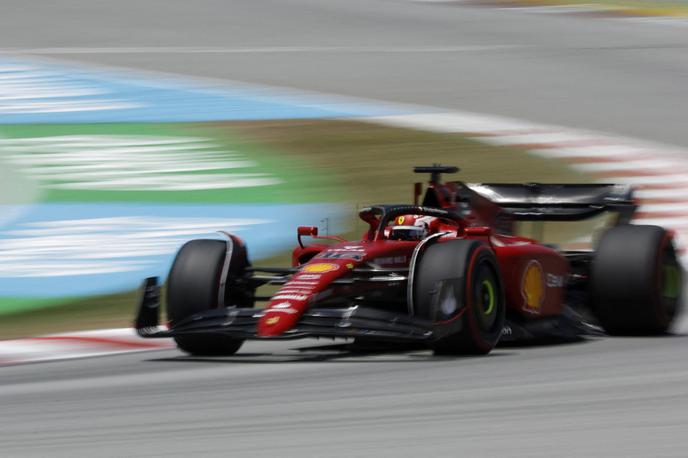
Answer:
135;165;684;356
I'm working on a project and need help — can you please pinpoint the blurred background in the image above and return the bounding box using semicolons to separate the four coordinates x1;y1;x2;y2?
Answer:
1;0;688;455
2;0;687;339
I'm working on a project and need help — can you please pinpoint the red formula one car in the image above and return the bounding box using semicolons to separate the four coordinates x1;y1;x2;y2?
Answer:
136;165;683;356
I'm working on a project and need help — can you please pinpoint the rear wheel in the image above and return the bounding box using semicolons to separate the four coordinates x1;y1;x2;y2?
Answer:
413;240;505;355
167;238;253;355
591;225;683;335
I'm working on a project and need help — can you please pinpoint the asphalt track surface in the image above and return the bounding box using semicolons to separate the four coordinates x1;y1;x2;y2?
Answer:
3;0;688;146
2;0;688;456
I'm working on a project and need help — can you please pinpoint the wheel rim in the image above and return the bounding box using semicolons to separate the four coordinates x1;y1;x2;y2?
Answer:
475;265;498;331
659;245;682;321
481;280;496;316
662;264;681;300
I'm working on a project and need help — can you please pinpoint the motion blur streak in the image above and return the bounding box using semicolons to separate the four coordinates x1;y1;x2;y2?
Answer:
1;0;688;457
2;0;686;144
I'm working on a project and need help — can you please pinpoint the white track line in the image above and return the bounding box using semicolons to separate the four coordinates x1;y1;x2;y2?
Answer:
571;160;679;173
531;145;648;159
0;45;525;55
636;188;688;199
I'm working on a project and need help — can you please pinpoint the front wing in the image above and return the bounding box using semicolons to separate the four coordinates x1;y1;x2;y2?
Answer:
136;278;435;342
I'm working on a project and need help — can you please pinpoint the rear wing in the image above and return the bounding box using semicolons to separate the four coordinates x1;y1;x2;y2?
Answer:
462;183;636;223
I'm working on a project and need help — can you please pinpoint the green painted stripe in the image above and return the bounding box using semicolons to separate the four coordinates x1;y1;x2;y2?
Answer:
0;123;342;204
0;297;79;316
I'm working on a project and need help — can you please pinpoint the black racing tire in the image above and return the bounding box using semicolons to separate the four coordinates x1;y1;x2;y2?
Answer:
414;239;506;355
166;238;252;356
591;225;683;335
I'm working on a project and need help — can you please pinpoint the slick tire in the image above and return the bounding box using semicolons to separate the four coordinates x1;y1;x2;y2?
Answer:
167;238;251;356
591;225;683;335
414;239;505;355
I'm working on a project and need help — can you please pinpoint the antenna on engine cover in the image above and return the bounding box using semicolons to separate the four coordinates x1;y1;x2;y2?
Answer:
413;164;459;185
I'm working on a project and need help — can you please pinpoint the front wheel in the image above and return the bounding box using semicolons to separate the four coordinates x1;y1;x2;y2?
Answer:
413;240;506;355
167;238;252;355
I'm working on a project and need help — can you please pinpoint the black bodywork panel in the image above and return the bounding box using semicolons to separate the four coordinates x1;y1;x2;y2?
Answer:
462;182;636;222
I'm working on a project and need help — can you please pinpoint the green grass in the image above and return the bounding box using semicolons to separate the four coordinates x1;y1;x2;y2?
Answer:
0;297;74;315
0;123;342;204
0;119;590;339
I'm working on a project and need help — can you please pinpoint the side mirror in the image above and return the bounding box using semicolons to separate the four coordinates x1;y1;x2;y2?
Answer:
297;226;318;248
298;226;318;237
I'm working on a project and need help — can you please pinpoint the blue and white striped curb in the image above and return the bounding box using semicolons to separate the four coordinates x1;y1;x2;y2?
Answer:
0;57;408;124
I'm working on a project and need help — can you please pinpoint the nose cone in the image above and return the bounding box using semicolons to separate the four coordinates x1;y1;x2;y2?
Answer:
257;308;301;336
257;260;357;336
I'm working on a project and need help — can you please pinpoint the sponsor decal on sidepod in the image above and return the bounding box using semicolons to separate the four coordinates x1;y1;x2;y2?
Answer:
301;263;339;274
522;260;545;314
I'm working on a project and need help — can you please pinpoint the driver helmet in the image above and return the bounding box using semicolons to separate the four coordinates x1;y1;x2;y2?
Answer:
389;215;437;241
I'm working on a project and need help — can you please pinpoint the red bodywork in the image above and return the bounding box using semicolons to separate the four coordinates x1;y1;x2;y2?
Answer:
256;176;570;337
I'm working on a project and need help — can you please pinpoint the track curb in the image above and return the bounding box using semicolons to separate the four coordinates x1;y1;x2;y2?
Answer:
0;328;173;366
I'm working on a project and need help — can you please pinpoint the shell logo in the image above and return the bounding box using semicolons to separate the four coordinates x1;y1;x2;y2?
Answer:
266;316;280;326
302;263;339;274
522;261;545;313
